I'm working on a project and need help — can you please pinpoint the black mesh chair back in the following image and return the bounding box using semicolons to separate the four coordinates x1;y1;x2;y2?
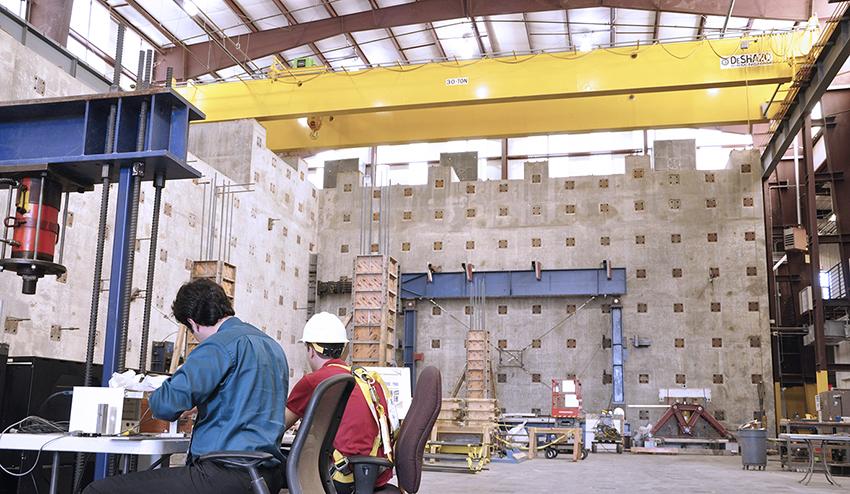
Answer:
286;373;355;494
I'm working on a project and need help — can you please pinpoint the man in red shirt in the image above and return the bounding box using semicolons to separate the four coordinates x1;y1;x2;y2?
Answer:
285;312;393;493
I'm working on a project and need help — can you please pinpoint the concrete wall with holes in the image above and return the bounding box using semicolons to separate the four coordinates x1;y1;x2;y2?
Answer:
0;106;316;382
317;150;773;430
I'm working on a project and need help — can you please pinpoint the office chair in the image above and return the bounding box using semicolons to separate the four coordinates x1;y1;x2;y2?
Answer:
287;373;356;494
201;374;355;494
348;366;442;494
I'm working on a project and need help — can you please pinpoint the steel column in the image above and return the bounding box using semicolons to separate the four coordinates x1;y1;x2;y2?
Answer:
95;164;136;480
403;303;417;391
611;306;624;405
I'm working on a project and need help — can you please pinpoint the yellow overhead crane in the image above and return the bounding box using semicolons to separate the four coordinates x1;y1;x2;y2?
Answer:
177;29;816;153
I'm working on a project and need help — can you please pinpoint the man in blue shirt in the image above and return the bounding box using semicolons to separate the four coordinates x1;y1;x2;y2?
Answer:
84;278;289;493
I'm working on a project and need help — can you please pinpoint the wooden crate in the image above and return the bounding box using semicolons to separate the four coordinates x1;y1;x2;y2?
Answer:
191;260;236;299
351;255;398;367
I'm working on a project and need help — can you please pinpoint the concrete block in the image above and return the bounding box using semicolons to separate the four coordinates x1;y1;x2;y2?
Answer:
654;139;696;170
440;152;478;181
323;158;362;189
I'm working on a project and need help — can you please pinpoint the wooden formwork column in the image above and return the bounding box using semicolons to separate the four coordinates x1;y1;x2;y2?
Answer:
466;330;491;399
351;255;398;367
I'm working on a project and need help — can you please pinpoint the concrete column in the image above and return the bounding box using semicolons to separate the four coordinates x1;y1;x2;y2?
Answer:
28;0;74;47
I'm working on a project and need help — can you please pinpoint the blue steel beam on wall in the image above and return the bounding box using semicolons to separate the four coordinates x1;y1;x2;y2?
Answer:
611;306;624;406
400;268;627;300
403;304;417;390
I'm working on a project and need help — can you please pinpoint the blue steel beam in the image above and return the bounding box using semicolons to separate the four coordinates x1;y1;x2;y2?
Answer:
403;304;417;391
400;268;626;300
611;306;624;405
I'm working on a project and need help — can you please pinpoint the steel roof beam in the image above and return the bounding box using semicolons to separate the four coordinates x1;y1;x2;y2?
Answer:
762;12;850;178
156;0;810;80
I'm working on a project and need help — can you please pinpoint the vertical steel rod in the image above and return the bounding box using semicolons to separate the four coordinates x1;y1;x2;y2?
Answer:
56;192;70;265
1;182;14;260
139;174;164;372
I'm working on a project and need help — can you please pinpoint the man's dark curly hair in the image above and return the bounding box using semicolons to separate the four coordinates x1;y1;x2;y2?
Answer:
172;278;235;328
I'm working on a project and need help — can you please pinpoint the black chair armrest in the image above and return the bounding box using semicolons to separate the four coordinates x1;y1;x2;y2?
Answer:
200;451;275;463
198;451;275;494
346;456;393;494
347;456;393;469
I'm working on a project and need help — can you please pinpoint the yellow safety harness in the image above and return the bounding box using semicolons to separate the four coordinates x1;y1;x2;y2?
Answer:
327;363;394;484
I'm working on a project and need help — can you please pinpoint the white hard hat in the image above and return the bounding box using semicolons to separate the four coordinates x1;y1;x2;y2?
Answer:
300;312;349;344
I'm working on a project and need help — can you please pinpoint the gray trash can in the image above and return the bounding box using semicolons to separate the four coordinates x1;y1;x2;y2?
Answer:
738;429;767;470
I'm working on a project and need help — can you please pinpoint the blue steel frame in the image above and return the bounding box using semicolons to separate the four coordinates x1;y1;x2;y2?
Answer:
0;89;203;481
400;267;628;395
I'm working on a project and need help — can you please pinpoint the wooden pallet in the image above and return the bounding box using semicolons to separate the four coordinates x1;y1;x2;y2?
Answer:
466;330;491;399
351;255;398;367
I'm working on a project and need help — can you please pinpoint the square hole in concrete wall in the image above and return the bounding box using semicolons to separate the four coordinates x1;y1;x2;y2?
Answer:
371;243;379;253
639;374;649;384
500;183;509;192
465;305;473;315
599;178;609;188
751;374;763;384
343;184;352;192
498;305;508;315
532;339;541;348
373;190;381;199
499;239;508;248
343;214;351;223
636;235;646;245
433;241;443;251
636;269;647;278
637;303;647;313
714;410;726;421
673;303;684;312
404;187;413;197
466;240;475;250
499;207;509;216
706;198;717;208
600;203;610;213
338;307;347;316
564;180;575;190
466;208;476;218
741;163;752;173
749;301;760;311
434;179;445;188
531;407;541;414
432;306;441;315
566;304;576;313
434;209;444;220
669;199;681;210
498;339;508;349
674;338;684;348
709;267;720;278
634;200;645;211
671;234;681;243
712;337;722;348
714;374;724;384
711;302;721;312
431;339;441;349
565;237;576;247
567;339;576;348
750;336;761;347
497;373;507;383
467;184;476;194
745;231;756;241
401;242;411;251
403;211;412;221
532;174;542;183
532;205;542;215
672;268;683;278
373;212;380;222
743;196;754;207
668;173;680;185
600;236;610;246
705;173;715;183
601;304;612;314
707;232;718;242
340;244;349;253
565;204;576;214
676;374;686;385
532;304;542;314
603;372;613;384
633;168;645;179
532;238;542;248
639;410;650;420
747;266;758;276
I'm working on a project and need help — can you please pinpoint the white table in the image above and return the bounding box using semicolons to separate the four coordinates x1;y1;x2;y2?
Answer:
778;433;850;487
0;433;190;494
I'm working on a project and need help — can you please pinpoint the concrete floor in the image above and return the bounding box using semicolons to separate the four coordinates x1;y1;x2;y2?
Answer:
416;455;845;493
